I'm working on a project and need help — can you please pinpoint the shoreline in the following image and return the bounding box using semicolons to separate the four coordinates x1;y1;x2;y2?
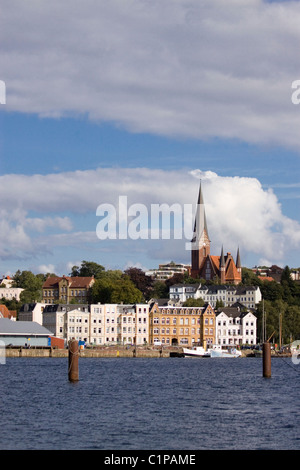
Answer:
4;346;288;358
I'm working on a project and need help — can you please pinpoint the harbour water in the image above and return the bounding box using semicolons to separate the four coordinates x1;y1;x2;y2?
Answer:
1;356;299;450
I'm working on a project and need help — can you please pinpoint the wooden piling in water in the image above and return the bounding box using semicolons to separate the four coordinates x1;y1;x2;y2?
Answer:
263;342;271;378
68;339;79;382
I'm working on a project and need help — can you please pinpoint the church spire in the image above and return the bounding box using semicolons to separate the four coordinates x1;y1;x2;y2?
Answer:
220;245;226;283
191;180;210;277
236;247;241;269
220;245;225;268
191;180;209;243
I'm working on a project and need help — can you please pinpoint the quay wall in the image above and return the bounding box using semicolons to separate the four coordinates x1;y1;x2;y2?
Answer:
5;346;173;358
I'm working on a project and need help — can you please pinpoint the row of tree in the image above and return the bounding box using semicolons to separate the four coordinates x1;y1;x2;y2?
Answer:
1;261;300;344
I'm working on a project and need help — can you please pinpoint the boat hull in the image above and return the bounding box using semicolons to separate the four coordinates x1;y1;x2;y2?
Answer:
183;347;210;357
210;349;241;358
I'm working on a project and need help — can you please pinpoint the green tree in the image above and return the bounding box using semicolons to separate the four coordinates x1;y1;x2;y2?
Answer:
215;299;225;310
165;273;184;289
13;270;43;303
151;281;169;299
124;267;153;299
256;299;300;344
182;298;204;307
284;305;300;342
260;280;284;302
70;260;105;278
0;297;22;313
241;267;262;286
91;274;143;304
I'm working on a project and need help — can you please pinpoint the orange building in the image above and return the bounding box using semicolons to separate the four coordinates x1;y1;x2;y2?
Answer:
149;302;215;348
190;182;242;284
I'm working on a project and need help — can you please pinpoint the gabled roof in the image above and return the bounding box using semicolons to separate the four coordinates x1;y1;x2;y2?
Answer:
216;306;255;319
0;305;17;319
43;304;89;313
43;276;94;288
169;283;199;290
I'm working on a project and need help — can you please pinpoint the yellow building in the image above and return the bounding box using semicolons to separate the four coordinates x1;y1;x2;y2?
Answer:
149;303;215;348
42;276;95;304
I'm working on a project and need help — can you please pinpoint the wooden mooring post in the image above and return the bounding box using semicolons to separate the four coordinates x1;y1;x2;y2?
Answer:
68;339;79;382
263;342;271;378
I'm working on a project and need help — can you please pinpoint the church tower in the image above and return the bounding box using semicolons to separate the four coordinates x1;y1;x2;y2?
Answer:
190;182;210;277
190;181;242;284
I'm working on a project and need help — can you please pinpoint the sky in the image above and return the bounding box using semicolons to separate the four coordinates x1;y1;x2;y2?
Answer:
0;0;300;277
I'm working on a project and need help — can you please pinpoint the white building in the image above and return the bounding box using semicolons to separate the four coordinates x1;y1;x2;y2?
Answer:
169;284;262;309
42;303;150;346
216;305;257;347
42;304;89;344
19;303;47;325
90;303;149;346
168;284;198;303
145;263;190;281
0;287;24;301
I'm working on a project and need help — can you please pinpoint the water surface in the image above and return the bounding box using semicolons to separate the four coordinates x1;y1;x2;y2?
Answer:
1;357;299;450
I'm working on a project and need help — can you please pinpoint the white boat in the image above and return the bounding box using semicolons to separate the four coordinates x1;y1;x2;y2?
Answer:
209;346;242;358
183;346;210;357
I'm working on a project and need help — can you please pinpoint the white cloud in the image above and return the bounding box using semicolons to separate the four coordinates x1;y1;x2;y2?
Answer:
2;0;300;150
0;167;299;268
25;216;73;233
37;264;56;275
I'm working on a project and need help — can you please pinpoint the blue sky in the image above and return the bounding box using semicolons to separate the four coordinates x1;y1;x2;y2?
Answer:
0;0;300;276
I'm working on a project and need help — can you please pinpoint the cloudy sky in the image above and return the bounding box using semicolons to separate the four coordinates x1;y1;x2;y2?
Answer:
0;0;300;276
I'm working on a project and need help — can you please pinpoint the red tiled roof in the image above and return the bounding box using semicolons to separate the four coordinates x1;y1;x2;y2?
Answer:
200;253;241;283
43;276;94;288
258;276;275;282
42;276;62;288
0;304;17;319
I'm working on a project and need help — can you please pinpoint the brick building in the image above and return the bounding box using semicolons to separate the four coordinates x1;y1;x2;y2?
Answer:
42;276;95;304
190;182;242;284
149;302;215;347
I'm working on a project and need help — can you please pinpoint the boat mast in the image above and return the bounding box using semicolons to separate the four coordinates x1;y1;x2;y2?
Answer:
279;312;282;349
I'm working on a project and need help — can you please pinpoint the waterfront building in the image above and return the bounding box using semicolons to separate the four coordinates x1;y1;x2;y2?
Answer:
19;302;47;325
42;303;89;344
0;317;53;347
90;303;149;346
149;302;216;347
117;303;149;346
42;275;95;304
169;283;261;309
216;304;257;346
190;182;242;284
42;303;149;346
